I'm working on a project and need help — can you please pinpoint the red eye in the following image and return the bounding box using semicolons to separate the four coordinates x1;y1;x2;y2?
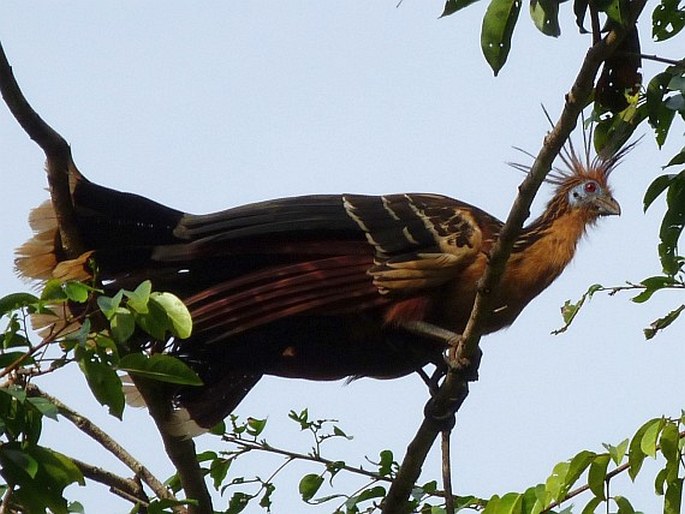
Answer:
584;181;598;193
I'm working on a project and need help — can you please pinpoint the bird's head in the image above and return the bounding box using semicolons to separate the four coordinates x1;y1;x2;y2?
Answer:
558;168;621;219
546;135;637;222
512;131;636;223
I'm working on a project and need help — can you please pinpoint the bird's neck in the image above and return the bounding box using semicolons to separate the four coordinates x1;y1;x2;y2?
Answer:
506;204;593;299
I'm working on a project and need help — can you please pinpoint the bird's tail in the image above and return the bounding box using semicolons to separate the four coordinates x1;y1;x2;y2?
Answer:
15;165;185;285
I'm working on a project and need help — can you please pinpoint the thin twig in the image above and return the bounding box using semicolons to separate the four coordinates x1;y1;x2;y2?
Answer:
224;435;396;486
0;486;14;514
381;1;648;512
441;430;455;514
24;384;174;503
70;457;149;506
635;53;684;66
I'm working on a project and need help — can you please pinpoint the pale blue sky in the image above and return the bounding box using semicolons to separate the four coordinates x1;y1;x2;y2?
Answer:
1;3;683;513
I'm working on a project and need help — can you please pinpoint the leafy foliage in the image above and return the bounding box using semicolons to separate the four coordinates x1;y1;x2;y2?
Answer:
0;280;196;510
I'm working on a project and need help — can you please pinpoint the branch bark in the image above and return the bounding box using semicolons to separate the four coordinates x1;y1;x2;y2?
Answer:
25;385;172;503
0;42;84;257
0;41;213;513
132;377;214;514
382;2;648;512
70;458;149;507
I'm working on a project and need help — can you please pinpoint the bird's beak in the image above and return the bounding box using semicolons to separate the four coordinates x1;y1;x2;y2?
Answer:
595;195;621;216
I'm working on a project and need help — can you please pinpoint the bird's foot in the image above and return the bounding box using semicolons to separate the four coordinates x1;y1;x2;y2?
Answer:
423;395;457;431
445;344;482;382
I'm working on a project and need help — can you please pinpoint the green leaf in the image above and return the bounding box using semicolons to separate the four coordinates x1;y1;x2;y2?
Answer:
641;418;665;458
595;0;624;25
530;0;560;36
61;319;91;350
644;174;676;212
63;282;90;303
659;421;680;472
658;171;685;275
614;495;636;514
110;307;135;343
545;460;570;501
135;297;170;341
632;275;677;303
657;467;669;496
226;491;251;514
124;280;152;314
647;72;678;148
0;447;39;478
629;418;657;480
0;351;33;368
378;449;396;477
97;290;124;320
653;0;685;41
441;0;483;16
644;305;685;340
603;438;629;466
665;478;683;514
0;293;39;317
552;284;603;335
1;385;27;402
209;458;231;490
27;397;59;421
581;496;603;514
246;417;267;437
150;292;193;339
666;148;685;168
588;454;610;500
41;279;68;301
32;446;85;488
495;492;524;514
350;485;386;505
299;473;324;502
481;0;522;76
79;358;125;419
118;353;203;386
259;482;275;510
566;450;596;492
68;501;85;514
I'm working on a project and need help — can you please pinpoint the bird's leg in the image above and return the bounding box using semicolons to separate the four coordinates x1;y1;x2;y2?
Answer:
416;363;447;396
400;320;481;381
401;320;475;432
401;320;461;348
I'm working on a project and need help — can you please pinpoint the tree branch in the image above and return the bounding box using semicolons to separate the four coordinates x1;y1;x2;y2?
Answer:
70;457;149;507
131;377;213;514
0;41;84;257
382;2;648;512
24;384;173;503
0;40;214;514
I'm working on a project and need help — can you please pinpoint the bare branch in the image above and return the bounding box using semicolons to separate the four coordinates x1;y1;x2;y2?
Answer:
131;377;213;514
382;2;648;512
441;431;454;514
70;457;149;506
0;41;84;257
24;384;174;504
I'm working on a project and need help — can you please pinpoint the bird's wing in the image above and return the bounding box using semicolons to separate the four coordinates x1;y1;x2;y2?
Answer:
154;193;498;337
342;194;492;294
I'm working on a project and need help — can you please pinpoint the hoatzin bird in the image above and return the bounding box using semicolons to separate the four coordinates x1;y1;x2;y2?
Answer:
15;140;627;436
